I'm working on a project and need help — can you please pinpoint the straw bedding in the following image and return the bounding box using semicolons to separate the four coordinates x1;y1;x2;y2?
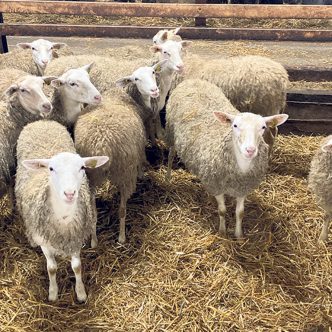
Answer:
0;133;331;331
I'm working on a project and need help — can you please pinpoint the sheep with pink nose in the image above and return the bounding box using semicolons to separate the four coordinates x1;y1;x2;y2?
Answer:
15;120;108;302
166;79;288;238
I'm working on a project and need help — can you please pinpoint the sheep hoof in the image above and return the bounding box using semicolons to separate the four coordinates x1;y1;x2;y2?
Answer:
48;288;58;302
319;233;328;242
118;234;126;244
218;227;227;237
91;237;98;249
76;285;87;303
235;231;244;240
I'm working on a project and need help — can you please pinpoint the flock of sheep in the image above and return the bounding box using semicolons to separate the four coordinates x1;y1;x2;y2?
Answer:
0;28;330;303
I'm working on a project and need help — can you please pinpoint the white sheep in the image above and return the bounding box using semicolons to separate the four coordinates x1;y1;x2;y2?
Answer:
166;79;288;238
308;136;332;242
74;90;146;244
0;73;53;209
152;27;182;45
0;39;71;76
15;120;108;302
48;63;102;127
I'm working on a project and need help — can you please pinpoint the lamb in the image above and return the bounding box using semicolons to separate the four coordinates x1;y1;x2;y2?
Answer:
166;79;288;238
172;54;289;148
74;90;146;244
0;74;53;208
152;27;182;45
48;63;102;127
308;136;332;242
15;120;108;302
0;39;71;76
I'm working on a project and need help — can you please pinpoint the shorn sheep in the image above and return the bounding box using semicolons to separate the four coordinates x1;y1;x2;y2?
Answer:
308;136;332;242
172;54;289;148
166;79;288;238
0;74;53;208
15;120;108;302
74;90;146;244
0;39;71;76
152;27;182;45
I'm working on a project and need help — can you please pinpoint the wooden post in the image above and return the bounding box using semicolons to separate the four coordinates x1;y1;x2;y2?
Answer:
0;13;8;53
195;0;207;27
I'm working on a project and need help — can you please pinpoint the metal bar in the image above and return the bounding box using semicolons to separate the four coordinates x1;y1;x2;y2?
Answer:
1;24;331;42
0;2;331;19
286;66;332;82
0;13;8;53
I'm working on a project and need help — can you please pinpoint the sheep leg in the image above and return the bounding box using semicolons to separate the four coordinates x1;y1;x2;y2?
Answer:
41;246;58;302
7;185;15;213
155;114;165;140
147;118;157;146
118;192;127;244
319;213;331;242
71;252;87;302
235;196;245;239
215;194;226;235
90;194;98;249
166;146;175;181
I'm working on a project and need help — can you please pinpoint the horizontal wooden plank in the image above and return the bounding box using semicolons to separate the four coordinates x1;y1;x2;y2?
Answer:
286;66;332;82
287;90;332;103
0;2;331;19
286;102;332;119
1;24;332;42
279;119;332;135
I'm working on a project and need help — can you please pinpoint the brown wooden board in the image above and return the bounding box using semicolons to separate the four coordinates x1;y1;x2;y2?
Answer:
287;90;332;103
0;2;331;19
279;119;332;135
286;66;332;82
1;24;331;42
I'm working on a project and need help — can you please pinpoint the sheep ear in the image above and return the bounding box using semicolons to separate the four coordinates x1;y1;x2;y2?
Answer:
51;79;64;88
181;41;192;48
264;114;289;128
5;84;19;97
116;76;133;88
322;140;332;153
153;59;168;73
214;111;235;124
51;42;67;50
17;42;32;50
81;62;94;73
83;156;109;169
150;45;162;54
161;31;168;42
42;76;58;85
173;27;181;35
22;159;50;170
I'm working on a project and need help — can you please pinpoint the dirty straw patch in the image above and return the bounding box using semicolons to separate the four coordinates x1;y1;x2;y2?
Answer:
1;134;332;331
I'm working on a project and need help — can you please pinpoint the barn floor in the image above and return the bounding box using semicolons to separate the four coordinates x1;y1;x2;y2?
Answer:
1;37;332;331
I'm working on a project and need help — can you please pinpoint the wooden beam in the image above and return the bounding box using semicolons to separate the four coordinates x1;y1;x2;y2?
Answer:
287;90;332;103
0;2;331;19
1;24;331;42
279;119;332;135
286;66;332;82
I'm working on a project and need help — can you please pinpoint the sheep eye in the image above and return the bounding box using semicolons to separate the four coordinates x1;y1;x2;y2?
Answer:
134;78;139;81
20;88;27;93
152;71;155;75
80;165;86;171
262;125;266;130
163;51;167;55
233;124;238;128
32;47;36;51
49;167;54;172
69;82;77;87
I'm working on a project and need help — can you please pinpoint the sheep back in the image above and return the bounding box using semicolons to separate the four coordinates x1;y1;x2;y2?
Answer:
0;49;39;75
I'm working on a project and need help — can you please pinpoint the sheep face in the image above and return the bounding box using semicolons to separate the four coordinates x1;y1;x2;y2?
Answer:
214;112;288;160
51;64;102;106
5;76;53;116
22;152;108;205
17;39;67;74
116;60;168;99
152;27;181;45
151;40;191;73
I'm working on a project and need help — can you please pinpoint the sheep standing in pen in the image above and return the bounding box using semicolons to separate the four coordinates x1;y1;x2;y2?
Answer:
152;27;182;45
0;39;71;76
308;136;332;242
166;79;288;238
74;90;146;244
48;63;102;127
172;54;289;149
0;74;53;209
15;120;108;302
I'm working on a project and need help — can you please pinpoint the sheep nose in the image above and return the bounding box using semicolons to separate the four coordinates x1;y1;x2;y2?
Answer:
176;64;184;72
42;60;48;65
64;191;76;201
151;87;158;93
94;95;102;102
245;146;257;155
42;103;52;113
